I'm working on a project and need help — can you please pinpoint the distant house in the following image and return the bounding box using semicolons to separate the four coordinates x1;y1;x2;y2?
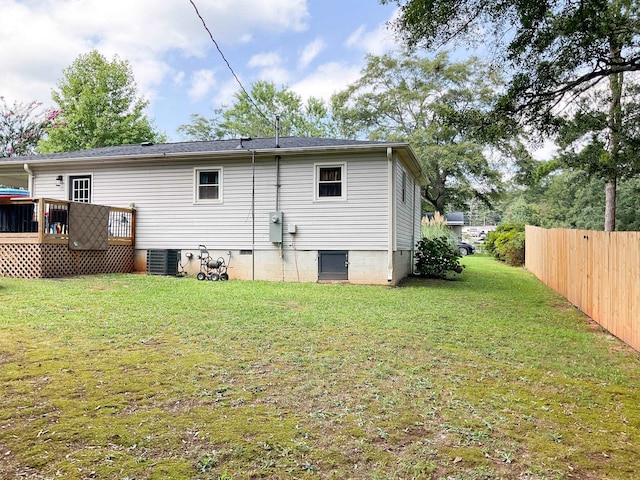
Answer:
0;137;425;285
422;211;465;240
445;212;465;240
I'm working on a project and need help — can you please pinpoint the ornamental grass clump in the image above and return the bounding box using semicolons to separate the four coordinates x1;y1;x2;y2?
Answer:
416;213;464;279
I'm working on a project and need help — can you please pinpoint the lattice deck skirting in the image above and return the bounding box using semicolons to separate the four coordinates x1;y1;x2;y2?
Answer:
0;244;134;278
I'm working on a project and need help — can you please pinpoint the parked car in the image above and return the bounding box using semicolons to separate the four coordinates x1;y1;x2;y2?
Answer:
458;241;475;256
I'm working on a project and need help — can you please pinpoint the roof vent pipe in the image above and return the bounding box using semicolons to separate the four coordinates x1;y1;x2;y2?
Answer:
237;137;252;149
275;115;280;148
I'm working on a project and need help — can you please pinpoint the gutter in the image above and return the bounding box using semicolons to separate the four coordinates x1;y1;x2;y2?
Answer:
387;147;394;283
23;163;33;194
8;143;419;168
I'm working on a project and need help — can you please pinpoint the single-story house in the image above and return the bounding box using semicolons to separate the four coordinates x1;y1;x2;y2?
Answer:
445;212;465;240
0;137;425;284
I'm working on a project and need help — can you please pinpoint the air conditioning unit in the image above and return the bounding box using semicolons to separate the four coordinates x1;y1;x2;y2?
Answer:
146;249;180;276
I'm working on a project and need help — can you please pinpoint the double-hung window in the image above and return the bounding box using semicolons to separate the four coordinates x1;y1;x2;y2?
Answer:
194;168;222;203
316;163;346;200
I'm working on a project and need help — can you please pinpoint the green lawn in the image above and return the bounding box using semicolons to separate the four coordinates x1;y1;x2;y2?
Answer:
0;256;638;479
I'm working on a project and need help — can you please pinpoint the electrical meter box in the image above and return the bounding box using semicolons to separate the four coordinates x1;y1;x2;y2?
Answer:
269;211;283;243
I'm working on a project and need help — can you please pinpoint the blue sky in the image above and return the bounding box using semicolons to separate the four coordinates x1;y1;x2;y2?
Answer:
2;0;403;142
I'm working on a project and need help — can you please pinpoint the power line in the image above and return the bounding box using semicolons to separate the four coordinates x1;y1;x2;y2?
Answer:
187;0;275;129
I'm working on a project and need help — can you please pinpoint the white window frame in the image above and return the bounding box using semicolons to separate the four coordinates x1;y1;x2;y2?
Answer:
194;167;223;204
314;162;346;201
68;173;93;203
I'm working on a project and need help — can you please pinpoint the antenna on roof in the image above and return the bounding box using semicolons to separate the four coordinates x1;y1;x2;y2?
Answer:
275;115;280;148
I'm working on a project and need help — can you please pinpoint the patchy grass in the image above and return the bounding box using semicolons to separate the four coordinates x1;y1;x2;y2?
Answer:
0;256;639;479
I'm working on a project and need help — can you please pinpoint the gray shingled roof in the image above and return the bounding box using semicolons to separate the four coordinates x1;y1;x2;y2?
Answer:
5;137;392;163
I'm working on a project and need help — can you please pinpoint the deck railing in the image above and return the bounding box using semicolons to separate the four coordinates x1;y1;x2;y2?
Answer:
0;198;135;246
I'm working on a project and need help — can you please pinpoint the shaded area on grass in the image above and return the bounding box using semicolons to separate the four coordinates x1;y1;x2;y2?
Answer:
0;256;639;479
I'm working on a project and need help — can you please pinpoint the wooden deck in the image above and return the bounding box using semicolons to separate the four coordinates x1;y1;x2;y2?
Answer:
0;198;135;278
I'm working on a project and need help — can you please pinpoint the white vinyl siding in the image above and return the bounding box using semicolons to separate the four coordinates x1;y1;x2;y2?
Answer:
395;159;420;251
29;149;418;253
278;155;388;250
33;160;253;250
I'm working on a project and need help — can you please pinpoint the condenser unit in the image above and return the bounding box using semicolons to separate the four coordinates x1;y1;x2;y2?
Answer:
146;249;180;276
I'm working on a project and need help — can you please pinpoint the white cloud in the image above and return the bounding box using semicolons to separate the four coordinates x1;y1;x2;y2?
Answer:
531;140;558;161
345;11;399;56
291;62;362;101
213;78;242;107
188;70;218;101
0;0;310;106
299;38;326;70
248;53;284;69
247;53;290;85
173;72;186;87
258;68;291;85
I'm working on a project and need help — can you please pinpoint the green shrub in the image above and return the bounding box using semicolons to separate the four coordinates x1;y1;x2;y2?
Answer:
485;223;526;266
415;235;464;279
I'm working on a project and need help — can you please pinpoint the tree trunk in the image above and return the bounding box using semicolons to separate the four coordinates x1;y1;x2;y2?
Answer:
605;40;623;232
604;178;616;232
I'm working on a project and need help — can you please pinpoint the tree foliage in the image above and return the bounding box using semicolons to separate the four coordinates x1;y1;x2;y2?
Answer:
382;0;640;230
0;97;60;157
332;51;504;213
500;170;640;231
485;223;526;266
39;50;162;153
177;81;336;140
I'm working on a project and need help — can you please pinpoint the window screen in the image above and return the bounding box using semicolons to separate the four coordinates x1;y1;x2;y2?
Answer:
318;165;343;198
196;170;220;202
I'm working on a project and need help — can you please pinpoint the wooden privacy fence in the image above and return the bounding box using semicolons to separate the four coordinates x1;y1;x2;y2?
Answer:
525;226;640;352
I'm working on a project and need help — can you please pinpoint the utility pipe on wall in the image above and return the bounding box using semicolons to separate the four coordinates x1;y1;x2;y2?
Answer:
275;155;281;211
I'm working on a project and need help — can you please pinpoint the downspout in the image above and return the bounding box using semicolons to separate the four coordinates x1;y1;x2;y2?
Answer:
411;177;417;275
386;147;394;282
23;163;33;195
251;150;256;281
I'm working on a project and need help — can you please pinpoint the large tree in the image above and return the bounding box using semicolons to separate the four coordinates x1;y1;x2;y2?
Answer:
0;97;60;157
383;0;640;230
332;52;504;213
501;169;640;231
177;81;336;140
39;50;163;153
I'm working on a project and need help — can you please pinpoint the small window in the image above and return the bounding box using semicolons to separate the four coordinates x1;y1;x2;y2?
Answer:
316;163;346;200
401;171;407;203
195;168;222;203
69;175;92;203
